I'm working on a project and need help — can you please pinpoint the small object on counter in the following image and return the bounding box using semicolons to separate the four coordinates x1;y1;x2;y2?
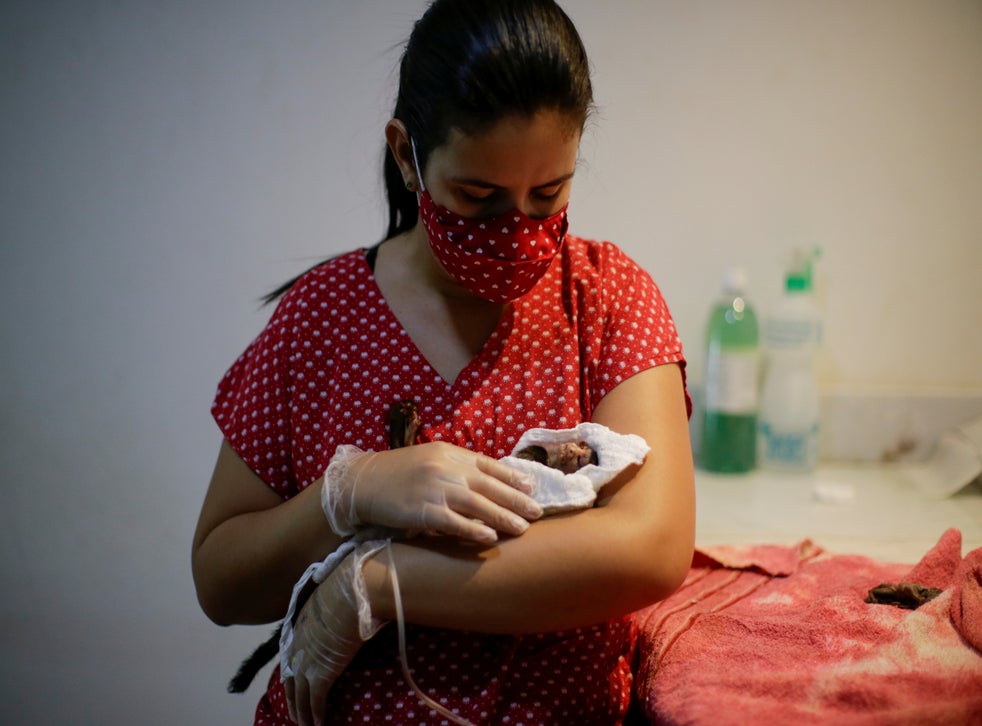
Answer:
910;415;982;498
812;480;855;504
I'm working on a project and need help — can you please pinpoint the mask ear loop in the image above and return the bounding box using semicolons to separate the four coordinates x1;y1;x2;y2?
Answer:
409;138;426;194
386;544;475;726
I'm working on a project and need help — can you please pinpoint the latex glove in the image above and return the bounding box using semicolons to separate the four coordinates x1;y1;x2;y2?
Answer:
284;540;388;726
321;442;543;544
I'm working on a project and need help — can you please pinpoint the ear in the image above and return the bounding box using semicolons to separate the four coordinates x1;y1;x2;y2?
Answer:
385;119;419;190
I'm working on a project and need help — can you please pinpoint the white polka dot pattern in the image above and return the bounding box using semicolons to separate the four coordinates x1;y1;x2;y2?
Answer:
211;235;687;724
254;619;638;725
418;187;569;303
212;236;686;500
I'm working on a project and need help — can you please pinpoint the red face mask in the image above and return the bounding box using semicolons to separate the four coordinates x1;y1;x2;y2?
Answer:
418;190;569;303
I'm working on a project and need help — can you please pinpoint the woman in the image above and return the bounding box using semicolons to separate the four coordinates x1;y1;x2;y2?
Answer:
192;1;694;724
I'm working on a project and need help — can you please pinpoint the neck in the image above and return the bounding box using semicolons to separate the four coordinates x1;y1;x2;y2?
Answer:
403;224;507;311
374;227;508;383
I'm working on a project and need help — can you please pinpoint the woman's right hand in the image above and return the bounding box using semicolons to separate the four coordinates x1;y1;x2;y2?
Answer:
322;441;543;544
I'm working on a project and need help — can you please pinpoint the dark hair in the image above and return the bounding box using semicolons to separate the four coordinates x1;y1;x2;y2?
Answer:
264;0;593;304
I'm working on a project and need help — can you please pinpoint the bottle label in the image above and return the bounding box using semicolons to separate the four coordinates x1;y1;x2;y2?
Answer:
758;421;819;469
705;350;759;414
766;317;822;349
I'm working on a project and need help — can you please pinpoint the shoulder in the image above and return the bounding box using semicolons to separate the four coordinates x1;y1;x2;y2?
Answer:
559;234;660;295
250;249;373;355
263;249;374;328
276;249;371;308
563;235;647;275
555;234;678;339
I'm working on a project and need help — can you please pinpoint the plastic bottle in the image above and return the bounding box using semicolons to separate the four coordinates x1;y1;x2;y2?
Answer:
700;268;760;473
758;249;822;472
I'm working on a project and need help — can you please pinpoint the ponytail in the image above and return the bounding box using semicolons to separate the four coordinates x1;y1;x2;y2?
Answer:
265;0;592;305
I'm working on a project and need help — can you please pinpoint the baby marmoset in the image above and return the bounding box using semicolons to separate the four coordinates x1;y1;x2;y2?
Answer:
513;440;598;474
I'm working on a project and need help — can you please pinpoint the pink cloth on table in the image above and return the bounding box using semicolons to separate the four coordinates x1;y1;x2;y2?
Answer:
632;528;982;725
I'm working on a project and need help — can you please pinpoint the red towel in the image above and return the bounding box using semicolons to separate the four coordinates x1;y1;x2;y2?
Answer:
632;528;982;724
951;544;982;653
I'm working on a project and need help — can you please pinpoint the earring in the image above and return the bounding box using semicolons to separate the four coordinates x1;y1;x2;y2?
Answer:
405;180;416;192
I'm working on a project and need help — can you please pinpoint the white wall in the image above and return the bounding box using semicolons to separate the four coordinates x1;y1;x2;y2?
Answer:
1;1;979;723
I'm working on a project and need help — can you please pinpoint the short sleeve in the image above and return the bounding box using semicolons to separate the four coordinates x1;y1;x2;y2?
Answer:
211;296;297;498
590;242;690;416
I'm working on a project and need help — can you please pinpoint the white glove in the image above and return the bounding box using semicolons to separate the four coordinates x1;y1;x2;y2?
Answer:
283;539;388;726
321;442;543;543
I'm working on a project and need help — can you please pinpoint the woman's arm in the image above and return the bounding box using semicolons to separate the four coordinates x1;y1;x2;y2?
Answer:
192;438;545;625
361;362;695;633
192;440;343;625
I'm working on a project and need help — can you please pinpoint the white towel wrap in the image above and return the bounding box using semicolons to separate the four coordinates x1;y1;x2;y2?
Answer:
500;422;651;514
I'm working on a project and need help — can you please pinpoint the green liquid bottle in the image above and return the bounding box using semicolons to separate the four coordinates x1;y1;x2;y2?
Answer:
700;268;760;473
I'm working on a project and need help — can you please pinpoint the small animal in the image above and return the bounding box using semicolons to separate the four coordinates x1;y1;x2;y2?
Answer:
865;582;943;610
388;399;421;449
227;400;422;693
513;440;598;474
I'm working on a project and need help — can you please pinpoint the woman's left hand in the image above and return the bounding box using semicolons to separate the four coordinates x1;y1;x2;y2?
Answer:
284;543;387;726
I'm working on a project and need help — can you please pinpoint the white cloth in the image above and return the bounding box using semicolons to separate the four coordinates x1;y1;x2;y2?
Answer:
501;422;650;514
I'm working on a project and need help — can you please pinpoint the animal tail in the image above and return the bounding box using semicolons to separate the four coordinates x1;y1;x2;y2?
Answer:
227;626;281;693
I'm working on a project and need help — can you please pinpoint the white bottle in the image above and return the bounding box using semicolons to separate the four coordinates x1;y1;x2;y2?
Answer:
758;250;822;472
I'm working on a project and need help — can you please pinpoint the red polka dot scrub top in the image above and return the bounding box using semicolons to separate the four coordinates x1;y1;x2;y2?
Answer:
212;235;688;725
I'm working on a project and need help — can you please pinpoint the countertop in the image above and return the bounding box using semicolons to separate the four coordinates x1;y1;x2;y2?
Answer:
694;463;982;564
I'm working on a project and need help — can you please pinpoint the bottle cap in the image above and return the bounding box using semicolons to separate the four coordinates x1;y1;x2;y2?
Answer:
723;267;748;294
786;273;809;292
785;248;820;293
